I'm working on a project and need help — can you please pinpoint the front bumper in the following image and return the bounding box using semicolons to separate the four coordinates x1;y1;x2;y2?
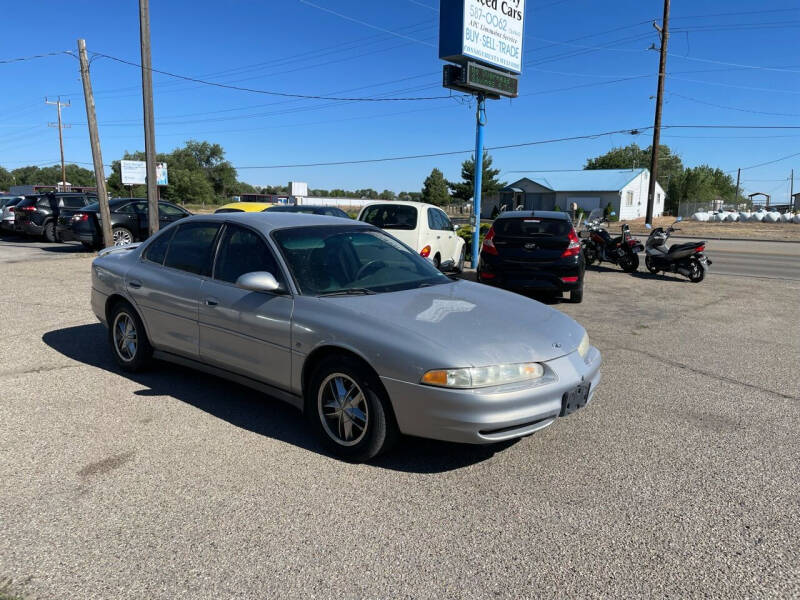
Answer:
382;346;602;444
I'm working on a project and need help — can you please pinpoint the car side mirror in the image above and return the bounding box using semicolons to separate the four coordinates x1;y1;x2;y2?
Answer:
676;216;683;222
236;271;282;293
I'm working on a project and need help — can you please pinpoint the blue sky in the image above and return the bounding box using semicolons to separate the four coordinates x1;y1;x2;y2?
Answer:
1;0;798;201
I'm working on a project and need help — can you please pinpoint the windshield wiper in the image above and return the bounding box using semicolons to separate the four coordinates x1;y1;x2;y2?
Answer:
318;288;377;297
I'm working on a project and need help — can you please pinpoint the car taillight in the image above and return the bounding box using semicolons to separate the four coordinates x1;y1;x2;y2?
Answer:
561;228;581;258
696;245;705;252
481;226;498;255
16;206;35;212
72;213;89;222
560;276;579;283
420;245;431;258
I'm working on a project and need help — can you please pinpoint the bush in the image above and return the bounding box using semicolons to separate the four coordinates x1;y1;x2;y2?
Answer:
457;222;491;250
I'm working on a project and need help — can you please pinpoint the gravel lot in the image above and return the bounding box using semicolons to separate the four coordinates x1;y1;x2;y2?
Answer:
1;251;798;599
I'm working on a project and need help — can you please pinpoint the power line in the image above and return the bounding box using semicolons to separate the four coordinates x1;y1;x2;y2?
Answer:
235;128;650;169
90;51;457;101
734;151;800;173
668;93;800;118
668;76;800;95
0;50;70;64
665;51;800;73
671;7;799;19
298;0;436;48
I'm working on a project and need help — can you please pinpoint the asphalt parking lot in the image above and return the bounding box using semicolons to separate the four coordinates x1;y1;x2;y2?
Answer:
1;247;799;598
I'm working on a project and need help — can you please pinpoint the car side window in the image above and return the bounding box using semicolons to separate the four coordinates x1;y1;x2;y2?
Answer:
427;208;437;230
437;210;453;231
63;196;86;208
214;225;283;286
163;222;221;275
115;203;136;214
143;227;176;265
159;203;185;217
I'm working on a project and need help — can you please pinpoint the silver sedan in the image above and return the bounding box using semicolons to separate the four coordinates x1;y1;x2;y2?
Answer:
91;213;601;461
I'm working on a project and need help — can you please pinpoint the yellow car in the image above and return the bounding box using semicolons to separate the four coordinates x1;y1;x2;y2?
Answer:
214;202;274;214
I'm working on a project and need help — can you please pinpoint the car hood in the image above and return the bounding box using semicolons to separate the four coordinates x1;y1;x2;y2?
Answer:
323;280;585;366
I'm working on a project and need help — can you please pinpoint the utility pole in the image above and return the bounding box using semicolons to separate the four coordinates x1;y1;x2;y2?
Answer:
471;94;486;268
45;97;71;191
790;169;794;210
645;0;670;226
734;168;741;206
78;39;113;248
139;0;159;236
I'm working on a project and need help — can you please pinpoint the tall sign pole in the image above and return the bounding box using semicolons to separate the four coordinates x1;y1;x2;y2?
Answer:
139;0;159;236
440;0;525;268
46;97;71;191
472;95;486;267
78;39;113;248
645;0;671;225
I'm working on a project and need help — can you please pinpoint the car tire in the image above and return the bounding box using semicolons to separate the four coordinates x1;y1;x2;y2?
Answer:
306;355;398;462
108;301;152;372
569;288;583;303
81;241;96;249
453;245;465;273
582;243;597;266
432;253;441;270
112;226;134;246
43;221;57;243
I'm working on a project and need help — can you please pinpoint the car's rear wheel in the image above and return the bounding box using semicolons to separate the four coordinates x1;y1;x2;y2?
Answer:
43;221;57;243
109;301;152;372
306;355;398;462
569;287;583;303
582;243;597;266
432;253;441;270
454;246;465;273
112;226;134;246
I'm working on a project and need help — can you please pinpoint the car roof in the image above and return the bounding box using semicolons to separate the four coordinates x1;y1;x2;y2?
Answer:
179;211;366;232
360;200;438;210
495;210;571;221
216;202;274;211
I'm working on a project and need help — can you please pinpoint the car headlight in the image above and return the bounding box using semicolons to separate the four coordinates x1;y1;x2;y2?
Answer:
421;362;544;389
577;332;590;359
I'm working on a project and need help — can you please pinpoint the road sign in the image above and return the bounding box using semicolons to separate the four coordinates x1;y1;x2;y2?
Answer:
120;160;168;186
443;62;519;98
439;0;526;74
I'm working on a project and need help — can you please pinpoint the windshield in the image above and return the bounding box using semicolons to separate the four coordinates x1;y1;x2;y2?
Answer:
359;204;417;230
272;225;451;295
587;208;604;223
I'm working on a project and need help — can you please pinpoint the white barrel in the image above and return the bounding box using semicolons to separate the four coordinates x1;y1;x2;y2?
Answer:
692;212;708;222
725;212;739;222
780;212;792;222
764;212;780;223
794;214;800;224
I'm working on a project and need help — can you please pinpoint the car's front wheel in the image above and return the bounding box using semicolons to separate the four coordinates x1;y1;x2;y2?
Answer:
306;355;398;462
108;301;152;372
112;226;134;246
43;221;57;243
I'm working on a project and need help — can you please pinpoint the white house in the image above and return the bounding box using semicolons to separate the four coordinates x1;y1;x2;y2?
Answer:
498;168;665;220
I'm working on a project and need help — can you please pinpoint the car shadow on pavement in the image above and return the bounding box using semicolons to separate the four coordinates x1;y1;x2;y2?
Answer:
43;323;509;473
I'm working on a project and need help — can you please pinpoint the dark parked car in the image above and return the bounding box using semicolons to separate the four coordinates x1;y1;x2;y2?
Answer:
477;210;585;303
58;198;191;248
263;204;350;218
13;192;96;242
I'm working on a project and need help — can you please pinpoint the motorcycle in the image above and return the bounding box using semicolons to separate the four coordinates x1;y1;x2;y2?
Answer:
644;217;712;283
580;208;643;273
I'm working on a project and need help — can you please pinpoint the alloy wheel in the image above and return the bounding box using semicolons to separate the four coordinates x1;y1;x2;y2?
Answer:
318;373;369;446
112;312;138;362
113;228;133;246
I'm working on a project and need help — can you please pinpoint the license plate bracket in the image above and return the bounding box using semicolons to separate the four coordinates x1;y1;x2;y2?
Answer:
561;382;590;416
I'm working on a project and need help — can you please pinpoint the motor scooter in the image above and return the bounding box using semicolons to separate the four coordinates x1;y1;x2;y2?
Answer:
644;217;712;282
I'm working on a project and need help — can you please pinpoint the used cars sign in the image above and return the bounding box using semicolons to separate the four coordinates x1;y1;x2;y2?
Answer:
439;0;526;74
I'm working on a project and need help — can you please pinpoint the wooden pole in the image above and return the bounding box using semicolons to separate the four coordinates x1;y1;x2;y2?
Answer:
139;0;159;236
645;0;670;226
78;39;113;248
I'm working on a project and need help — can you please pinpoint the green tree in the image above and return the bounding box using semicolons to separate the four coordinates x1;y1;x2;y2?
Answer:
421;168;450;206
585;143;684;211
379;189;396;200
448;153;506;203
0;166;14;191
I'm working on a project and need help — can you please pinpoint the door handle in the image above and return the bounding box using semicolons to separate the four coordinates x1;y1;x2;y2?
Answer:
128;280;142;289
205;297;219;307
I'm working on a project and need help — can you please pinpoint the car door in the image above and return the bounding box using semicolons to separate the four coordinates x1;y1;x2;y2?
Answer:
159;203;190;227
126;221;221;358
113;202;141;236
425;207;448;263
198;224;293;390
434;208;458;263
